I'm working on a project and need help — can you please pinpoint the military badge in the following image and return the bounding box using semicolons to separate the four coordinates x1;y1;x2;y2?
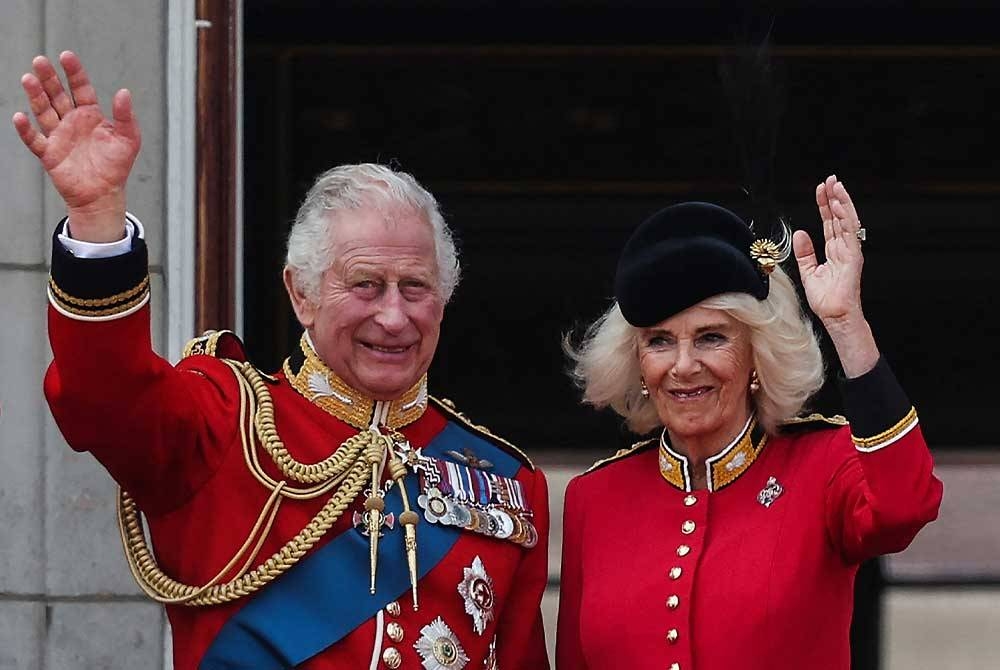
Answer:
446;447;494;470
415;617;469;670
457;555;495;635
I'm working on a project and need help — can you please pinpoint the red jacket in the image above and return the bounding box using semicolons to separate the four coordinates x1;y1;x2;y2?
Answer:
45;223;550;670
557;365;941;670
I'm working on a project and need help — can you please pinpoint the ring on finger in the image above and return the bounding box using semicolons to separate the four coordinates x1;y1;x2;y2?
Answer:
856;227;866;242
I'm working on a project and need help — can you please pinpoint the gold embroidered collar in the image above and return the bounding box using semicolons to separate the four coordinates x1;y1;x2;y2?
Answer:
283;333;428;431
658;415;768;492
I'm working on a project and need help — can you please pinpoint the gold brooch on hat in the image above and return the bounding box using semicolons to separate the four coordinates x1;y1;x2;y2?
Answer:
749;239;783;275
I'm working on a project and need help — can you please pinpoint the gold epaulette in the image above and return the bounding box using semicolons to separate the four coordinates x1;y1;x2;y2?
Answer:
779;412;848;432
430;396;535;471
584;437;657;475
181;329;247;360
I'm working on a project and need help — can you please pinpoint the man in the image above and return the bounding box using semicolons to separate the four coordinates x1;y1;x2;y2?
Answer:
14;51;549;669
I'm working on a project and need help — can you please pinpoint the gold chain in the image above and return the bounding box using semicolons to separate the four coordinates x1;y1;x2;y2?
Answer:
116;360;381;606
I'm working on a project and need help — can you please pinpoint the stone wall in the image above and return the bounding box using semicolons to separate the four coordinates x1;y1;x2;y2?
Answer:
0;2;169;667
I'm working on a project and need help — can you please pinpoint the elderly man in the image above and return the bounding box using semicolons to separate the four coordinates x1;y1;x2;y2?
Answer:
14;51;549;670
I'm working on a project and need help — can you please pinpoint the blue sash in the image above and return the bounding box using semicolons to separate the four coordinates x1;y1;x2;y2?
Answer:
200;421;522;669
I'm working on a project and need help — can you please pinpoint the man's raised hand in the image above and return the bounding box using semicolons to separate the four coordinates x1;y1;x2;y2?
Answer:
12;51;140;242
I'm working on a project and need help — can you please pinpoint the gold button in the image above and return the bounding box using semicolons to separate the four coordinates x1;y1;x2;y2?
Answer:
669;664;681;670
386;621;404;643
385;601;401;617
382;647;401;669
683;495;697;506
681;520;696;534
666;595;680;609
676;544;691;557
667;628;679;643
669;566;682;580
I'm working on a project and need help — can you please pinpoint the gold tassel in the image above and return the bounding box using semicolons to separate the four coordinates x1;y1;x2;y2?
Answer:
364;433;387;594
388;455;420;610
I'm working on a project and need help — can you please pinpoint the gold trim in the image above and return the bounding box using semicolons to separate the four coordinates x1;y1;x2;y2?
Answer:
284;334;427;431
49;288;149;318
429;396;535;470
182;329;237;359
48;275;150;308
117;360;378;606
781;413;848;427
658;417;766;492
658;446;686;490
708;431;767;491
852;407;918;450
585;438;656;475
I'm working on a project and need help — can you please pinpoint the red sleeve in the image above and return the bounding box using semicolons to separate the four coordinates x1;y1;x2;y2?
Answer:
555;476;587;670
825;421;942;563
495;466;551;670
45;303;241;516
824;358;943;563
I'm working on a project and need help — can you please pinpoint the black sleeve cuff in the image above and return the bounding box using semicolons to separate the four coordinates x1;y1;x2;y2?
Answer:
839;356;914;440
48;217;150;319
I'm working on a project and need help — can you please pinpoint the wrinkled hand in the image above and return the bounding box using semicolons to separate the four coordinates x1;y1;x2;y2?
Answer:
11;51;140;242
792;175;865;327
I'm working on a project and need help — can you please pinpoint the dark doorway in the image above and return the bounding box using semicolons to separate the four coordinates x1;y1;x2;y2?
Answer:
243;5;1000;454
242;7;998;670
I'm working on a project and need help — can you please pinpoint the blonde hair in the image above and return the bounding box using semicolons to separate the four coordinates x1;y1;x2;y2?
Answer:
566;266;825;435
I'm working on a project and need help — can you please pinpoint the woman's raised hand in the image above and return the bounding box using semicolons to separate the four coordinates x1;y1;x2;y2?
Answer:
793;175;865;327
11;51;141;242
793;175;879;377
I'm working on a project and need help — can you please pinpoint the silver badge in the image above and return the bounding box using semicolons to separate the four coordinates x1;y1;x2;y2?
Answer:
757;476;785;508
457;555;495;635
415;617;469;670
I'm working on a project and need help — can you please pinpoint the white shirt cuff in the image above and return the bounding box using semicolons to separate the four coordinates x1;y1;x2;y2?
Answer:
58;213;146;259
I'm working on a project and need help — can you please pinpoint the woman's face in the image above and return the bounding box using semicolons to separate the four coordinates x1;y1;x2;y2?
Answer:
637;303;755;448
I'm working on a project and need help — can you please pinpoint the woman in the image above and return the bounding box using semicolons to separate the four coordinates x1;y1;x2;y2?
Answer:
556;176;942;670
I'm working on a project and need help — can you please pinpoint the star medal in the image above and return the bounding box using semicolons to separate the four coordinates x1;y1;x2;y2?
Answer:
457;555;495;635
414;617;469;670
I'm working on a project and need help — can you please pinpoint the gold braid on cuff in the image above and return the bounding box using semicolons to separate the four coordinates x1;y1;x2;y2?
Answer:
851;406;917;451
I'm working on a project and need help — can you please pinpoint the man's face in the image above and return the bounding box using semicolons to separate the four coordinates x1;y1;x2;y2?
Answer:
285;205;445;400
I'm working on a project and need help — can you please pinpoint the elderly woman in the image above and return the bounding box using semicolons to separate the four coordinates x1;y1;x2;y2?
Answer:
556;176;943;670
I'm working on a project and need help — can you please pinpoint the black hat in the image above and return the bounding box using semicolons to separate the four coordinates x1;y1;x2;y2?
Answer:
614;202;771;327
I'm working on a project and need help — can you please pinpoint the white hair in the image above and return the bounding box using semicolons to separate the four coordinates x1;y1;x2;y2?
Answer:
285;163;460;302
566;266;825;435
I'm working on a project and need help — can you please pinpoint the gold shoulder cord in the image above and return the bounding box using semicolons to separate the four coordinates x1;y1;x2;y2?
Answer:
116;360;383;606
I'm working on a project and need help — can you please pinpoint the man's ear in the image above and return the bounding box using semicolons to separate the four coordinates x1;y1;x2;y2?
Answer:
283;267;316;329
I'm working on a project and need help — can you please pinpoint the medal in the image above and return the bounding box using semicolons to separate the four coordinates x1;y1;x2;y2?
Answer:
457;555;495;635
414;617;469;670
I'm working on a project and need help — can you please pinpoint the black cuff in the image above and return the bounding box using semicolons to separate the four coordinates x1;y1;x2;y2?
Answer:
48;217;150;319
839;356;913;439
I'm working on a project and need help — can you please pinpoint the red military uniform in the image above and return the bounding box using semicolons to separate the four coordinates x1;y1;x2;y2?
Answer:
44;221;550;670
557;361;942;670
